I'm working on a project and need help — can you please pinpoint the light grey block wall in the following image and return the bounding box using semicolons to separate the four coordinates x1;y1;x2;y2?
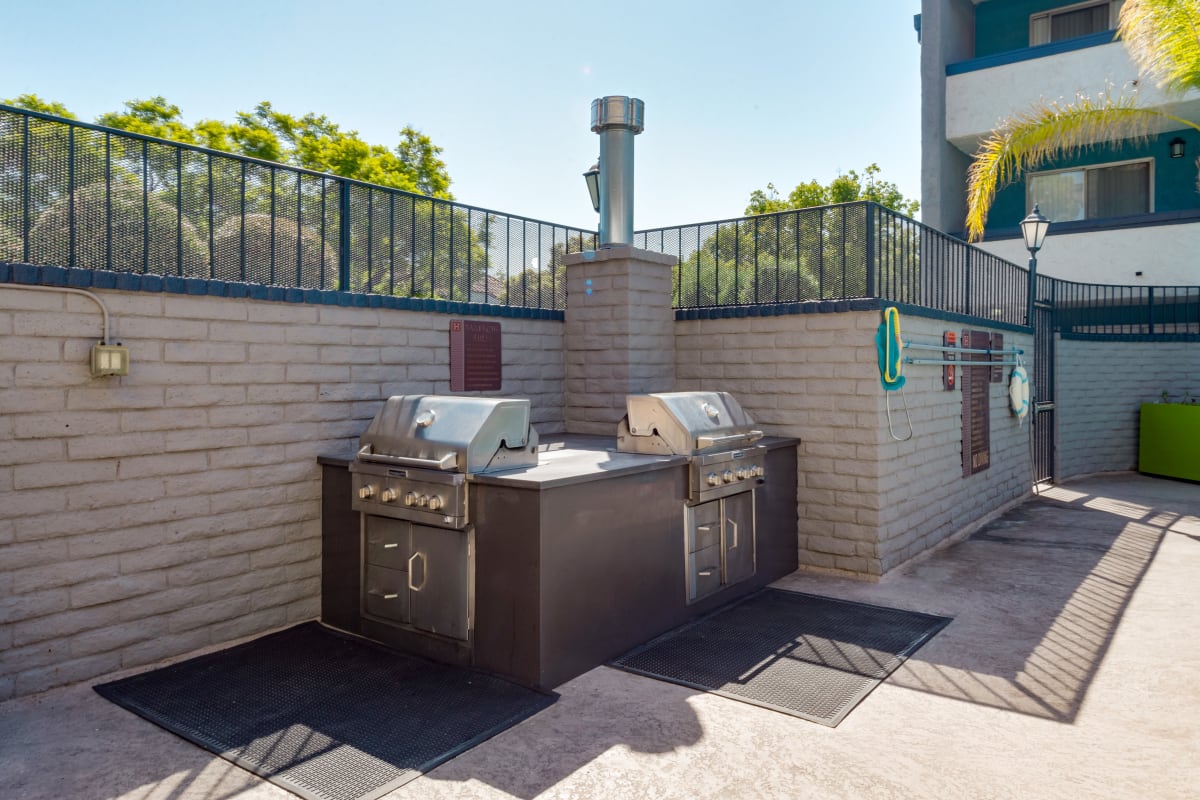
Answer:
0;285;565;701
1055;338;1200;478
874;315;1033;572
676;310;888;575
675;309;1033;578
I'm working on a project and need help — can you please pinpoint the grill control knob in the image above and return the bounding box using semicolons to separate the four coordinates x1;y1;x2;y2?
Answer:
358;485;377;500
706;472;721;487
428;495;444;511
404;492;417;507
417;495;429;508
380;488;398;503
722;469;734;483
735;468;748;481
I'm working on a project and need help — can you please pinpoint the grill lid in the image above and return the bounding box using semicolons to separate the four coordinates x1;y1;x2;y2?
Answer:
616;391;763;456
357;395;538;474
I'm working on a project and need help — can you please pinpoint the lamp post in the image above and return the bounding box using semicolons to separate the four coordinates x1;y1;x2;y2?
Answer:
1020;204;1050;327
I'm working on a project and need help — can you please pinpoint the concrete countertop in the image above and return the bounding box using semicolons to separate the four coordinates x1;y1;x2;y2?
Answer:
318;433;799;491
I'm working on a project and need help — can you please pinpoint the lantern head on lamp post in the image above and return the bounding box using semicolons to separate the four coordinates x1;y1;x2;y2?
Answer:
1020;204;1050;327
583;161;600;213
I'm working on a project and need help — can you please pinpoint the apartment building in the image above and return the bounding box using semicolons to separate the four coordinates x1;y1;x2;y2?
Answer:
919;0;1200;284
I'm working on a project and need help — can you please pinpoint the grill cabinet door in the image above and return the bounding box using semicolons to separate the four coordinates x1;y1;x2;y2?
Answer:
408;524;470;641
723;491;755;586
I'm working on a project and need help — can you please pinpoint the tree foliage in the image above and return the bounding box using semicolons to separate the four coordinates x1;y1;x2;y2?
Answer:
965;0;1200;240
745;163;919;217
12;94;454;200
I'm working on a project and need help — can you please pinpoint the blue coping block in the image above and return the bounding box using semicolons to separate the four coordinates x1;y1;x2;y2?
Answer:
734;307;748;318
14;264;41;284
748;306;761;316
40;266;67;286
367;295;382;307
303;289;322;304
0;263;10;282
319;290;339;305
227;283;249;298
115;273;139;291
142;275;163;292
248;285;269;300
265;287;285;302
163;276;187;294
186;278;208;295
433;300;448;314
208;280;228;296
92;271;118;289
284;288;304;303
379;296;396;309
685;309;698;320
66;269;93;288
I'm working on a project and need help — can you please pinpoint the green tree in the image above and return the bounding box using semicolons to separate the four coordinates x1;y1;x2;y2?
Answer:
4;93;77;119
965;0;1200;240
745;163;919;217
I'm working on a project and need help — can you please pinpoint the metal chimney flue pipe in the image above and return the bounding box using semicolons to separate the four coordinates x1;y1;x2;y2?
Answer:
590;96;644;246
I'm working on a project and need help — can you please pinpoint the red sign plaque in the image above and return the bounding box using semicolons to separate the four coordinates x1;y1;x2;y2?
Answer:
449;320;502;392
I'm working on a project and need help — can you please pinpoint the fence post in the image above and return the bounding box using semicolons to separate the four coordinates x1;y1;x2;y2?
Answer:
1147;286;1155;335
964;245;972;316
865;203;876;298
338;178;351;292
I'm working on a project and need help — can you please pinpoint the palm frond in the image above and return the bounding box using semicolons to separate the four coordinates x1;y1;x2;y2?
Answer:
965;92;1169;241
1119;0;1200;94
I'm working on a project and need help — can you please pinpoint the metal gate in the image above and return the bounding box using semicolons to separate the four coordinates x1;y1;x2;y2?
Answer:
1032;278;1056;483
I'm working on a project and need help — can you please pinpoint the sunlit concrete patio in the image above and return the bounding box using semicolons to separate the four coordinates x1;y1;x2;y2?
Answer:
2;472;1198;800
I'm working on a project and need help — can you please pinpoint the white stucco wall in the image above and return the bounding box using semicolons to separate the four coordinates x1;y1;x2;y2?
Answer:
946;41;1200;151
976;222;1200;286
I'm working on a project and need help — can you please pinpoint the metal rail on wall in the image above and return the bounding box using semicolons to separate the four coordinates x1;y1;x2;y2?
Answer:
902;340;1025;368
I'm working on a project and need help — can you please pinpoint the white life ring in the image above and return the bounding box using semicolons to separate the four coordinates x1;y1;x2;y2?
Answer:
1009;366;1030;419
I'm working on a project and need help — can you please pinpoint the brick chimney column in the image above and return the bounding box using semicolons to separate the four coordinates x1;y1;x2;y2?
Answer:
562;245;678;434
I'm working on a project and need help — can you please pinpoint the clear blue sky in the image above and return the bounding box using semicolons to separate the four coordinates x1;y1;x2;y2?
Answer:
4;0;923;232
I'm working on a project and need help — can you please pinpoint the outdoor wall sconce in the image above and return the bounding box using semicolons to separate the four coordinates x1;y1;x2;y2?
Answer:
583;161;600;213
1020;204;1051;327
1169;137;1186;158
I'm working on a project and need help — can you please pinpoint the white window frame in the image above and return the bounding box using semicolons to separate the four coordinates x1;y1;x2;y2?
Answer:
1027;157;1155;220
1030;0;1123;46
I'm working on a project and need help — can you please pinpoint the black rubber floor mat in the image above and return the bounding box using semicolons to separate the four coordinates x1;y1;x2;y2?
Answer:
610;588;950;727
94;622;555;800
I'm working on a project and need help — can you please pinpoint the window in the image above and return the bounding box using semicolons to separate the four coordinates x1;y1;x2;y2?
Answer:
1030;1;1121;46
1028;160;1152;222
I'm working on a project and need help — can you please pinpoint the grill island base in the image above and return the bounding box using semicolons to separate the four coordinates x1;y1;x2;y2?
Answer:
319;433;798;690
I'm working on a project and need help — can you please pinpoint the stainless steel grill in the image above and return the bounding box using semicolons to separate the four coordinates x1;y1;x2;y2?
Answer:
349;395;539;644
351;395;539;528
616;391;765;504
617;391;766;603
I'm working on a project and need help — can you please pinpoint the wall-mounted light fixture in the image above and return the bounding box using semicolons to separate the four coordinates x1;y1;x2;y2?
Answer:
583;161;600;213
1169;136;1186;159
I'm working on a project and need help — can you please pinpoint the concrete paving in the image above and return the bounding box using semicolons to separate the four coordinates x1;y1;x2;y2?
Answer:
2;472;1198;800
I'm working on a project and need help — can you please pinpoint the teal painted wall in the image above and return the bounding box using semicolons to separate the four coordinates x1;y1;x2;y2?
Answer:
984;130;1200;235
975;0;1113;57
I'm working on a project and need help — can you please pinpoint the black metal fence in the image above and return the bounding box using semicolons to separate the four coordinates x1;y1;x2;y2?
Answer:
3;105;1197;332
0;104;595;310
636;202;1200;334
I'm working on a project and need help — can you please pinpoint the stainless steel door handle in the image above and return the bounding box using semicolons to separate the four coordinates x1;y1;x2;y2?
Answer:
407;552;427;592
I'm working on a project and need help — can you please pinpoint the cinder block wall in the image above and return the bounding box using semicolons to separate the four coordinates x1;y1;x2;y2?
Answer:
0;285;564;701
1056;338;1200;478
675;309;1032;577
874;316;1033;572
